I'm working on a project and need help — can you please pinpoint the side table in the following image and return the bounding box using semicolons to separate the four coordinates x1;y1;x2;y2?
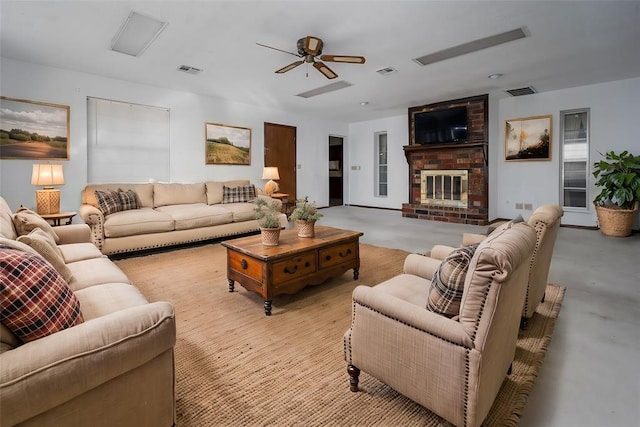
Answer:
270;193;294;215
41;211;77;226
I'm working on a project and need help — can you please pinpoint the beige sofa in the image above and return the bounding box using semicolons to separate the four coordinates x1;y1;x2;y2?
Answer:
344;222;536;427
0;197;176;426
79;180;287;255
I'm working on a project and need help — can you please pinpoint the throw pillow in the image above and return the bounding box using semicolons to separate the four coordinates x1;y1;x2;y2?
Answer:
94;189;123;216
12;207;60;244
0;245;83;343
222;184;256;204
117;189;139;211
427;243;479;318
17;228;74;283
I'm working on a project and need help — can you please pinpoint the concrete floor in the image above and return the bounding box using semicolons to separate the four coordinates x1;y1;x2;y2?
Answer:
317;206;639;427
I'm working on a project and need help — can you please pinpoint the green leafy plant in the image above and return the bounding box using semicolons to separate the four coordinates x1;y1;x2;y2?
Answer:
592;150;640;210
254;198;281;229
288;197;324;222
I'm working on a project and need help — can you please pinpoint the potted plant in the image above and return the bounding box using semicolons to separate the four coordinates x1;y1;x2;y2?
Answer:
254;198;282;246
288;197;323;237
592;150;640;237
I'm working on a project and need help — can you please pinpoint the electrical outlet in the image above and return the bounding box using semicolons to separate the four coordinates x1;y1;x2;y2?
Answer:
515;202;524;210
524;203;533;210
351;165;358;170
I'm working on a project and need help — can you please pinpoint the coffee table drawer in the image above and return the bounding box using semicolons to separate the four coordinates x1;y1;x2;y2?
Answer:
319;241;357;268
228;251;264;282
272;253;317;285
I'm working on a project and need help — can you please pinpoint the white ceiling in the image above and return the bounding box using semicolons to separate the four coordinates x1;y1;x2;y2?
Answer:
1;1;639;123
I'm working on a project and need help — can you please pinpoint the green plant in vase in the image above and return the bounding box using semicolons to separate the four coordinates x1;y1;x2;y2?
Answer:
254;198;281;245
289;197;323;237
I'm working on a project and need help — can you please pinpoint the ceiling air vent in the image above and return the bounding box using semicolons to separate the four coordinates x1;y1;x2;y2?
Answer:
177;65;203;75
505;86;537;96
376;66;398;76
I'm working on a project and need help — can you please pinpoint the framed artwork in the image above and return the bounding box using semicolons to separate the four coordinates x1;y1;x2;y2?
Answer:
205;122;251;165
504;115;552;161
0;96;70;160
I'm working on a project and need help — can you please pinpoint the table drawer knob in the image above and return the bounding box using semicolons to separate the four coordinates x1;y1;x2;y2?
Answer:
284;265;298;274
241;259;248;269
339;249;352;257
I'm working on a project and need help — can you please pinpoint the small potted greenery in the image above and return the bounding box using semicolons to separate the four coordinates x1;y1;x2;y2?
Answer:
288;197;324;237
592;150;640;237
254;198;282;246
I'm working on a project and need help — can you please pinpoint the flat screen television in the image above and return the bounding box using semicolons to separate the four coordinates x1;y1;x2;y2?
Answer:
414;106;468;144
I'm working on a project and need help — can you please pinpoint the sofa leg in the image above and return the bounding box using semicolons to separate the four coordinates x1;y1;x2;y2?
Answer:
541;292;546;303
507;363;513;376
347;364;360;392
520;317;528;330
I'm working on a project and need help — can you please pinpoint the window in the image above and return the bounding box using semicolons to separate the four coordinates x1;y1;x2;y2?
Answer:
375;132;387;197
560;109;589;210
87;97;170;183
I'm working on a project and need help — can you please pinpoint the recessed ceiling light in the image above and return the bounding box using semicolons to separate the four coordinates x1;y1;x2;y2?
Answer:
111;11;167;57
488;73;503;79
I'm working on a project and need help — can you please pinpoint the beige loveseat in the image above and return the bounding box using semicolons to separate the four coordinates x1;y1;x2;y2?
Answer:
0;197;176;426
79;180;287;255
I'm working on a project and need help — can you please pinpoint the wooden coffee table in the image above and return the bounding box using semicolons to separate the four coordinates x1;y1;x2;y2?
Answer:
222;226;363;315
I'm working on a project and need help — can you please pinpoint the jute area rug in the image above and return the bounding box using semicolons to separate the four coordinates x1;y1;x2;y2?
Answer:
114;243;565;426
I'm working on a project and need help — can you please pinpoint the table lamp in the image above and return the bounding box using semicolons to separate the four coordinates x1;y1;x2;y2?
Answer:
262;167;280;195
31;164;65;215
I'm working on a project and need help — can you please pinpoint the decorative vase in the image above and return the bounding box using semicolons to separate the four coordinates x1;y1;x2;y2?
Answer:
595;203;638;237
260;227;281;246
296;220;316;238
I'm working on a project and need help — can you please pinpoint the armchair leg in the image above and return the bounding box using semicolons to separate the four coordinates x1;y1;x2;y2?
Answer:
347;364;360;392
520;317;528;330
541;292;546;303
507;363;513;376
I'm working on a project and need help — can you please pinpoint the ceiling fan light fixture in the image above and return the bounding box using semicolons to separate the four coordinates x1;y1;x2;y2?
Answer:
304;36;323;55
313;62;337;79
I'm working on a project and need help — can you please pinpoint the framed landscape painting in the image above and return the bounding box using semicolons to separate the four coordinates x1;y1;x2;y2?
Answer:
0;96;70;160
205;122;251;165
504;115;552;161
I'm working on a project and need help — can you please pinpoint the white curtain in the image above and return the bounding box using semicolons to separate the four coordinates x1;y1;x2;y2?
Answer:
87;97;170;183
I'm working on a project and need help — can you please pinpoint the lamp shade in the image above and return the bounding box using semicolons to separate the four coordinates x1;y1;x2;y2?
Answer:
262;167;280;180
31;164;65;187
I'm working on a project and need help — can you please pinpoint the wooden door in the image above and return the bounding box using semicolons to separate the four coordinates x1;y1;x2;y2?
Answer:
264;122;297;199
329;136;343;206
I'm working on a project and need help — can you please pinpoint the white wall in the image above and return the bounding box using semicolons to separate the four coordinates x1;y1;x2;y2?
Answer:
0;58;347;212
347;115;408;209
496;77;640;227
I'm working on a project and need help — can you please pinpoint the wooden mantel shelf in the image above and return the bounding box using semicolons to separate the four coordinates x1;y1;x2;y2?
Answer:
403;142;488;166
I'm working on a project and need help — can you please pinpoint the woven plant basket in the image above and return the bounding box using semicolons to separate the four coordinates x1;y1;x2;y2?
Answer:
296;220;316;238
595;204;638;237
260;228;281;246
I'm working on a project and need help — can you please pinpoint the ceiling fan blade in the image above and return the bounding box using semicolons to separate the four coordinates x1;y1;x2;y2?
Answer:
304;36;323;55
276;60;304;74
313;61;338;79
256;42;301;58
320;55;366;64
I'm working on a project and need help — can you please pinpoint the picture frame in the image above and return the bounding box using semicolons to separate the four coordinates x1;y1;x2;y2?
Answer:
0;96;70;160
504;115;552;161
205;122;251;165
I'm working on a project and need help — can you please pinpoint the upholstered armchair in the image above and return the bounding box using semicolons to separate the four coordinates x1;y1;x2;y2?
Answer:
343;223;536;427
429;205;563;327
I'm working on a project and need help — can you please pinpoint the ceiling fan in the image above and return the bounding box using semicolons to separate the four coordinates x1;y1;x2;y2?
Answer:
257;35;366;80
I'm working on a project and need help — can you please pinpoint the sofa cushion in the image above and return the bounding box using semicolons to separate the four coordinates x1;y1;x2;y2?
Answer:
58;242;105;263
156;204;233;230
95;189;124;216
103;208;175;238
74;283;149;321
12;207;60;243
118;189;139;211
205;180;250;205
66;257;131;291
83;183;154;208
17;228;74;283
220;202;258;222
427;243;479;317
0;237;39;256
222;184;256;203
154;183;206;207
0;245;84;343
0;197;17;240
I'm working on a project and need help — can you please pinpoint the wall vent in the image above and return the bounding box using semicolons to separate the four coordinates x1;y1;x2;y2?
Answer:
505;86;537;96
177;65;203;75
376;66;398;76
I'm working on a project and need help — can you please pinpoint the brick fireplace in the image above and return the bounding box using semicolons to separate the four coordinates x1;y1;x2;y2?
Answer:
402;94;489;225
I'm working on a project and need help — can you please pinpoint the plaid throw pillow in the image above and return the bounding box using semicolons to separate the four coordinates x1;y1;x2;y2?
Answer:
427;243;479;317
222;184;256;204
0;245;83;343
94;189;123;216
118;189;139;211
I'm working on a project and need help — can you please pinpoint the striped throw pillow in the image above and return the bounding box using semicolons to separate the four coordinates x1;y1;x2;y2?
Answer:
427;243;479;317
222;184;256;203
118;189;139;211
94;189;123;216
